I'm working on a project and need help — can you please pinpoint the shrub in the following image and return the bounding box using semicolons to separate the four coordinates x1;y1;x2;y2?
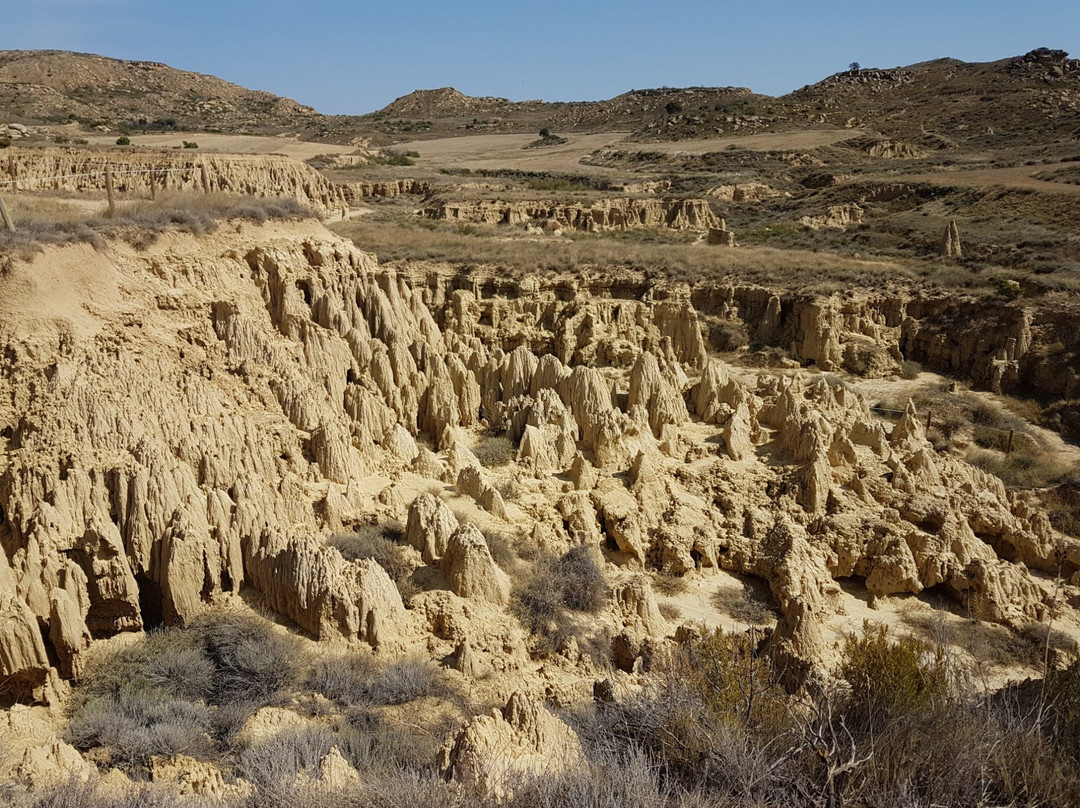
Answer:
66;610;301;766
307;651;381;705
66;692;214;766
189;612;302;705
839;622;952;727
182;141;198;149
115;136;130;146
516;546;607;625
308;653;451;707
0;137;11;149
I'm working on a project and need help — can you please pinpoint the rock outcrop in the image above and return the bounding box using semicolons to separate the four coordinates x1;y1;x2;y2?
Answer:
440;691;584;797
1;147;346;212
940;219;963;258
0;215;1073;702
423;197;720;232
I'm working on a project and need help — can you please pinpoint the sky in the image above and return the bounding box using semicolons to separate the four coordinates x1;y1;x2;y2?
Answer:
7;1;1080;115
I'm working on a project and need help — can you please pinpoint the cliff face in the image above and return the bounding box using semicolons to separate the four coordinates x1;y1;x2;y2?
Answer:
422;197;720;232
2;148;346;212
0;221;1074;705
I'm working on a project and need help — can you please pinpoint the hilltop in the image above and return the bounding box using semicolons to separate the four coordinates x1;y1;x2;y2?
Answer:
3;48;1077;147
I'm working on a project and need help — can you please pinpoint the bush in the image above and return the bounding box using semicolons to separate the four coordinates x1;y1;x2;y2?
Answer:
517;546;607;625
839;622;952;728
308;653;451;707
66;610;301;766
182;141;198;149
115;136;130;146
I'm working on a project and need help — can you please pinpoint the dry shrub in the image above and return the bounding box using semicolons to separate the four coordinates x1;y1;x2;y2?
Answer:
0;192;314;256
652;572;688;597
66;610;301;766
472;435;515;468
514;546;609;660
307;653;453;707
709;578;777;627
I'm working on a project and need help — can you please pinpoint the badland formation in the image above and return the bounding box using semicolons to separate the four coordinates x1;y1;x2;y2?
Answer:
1;47;1080;807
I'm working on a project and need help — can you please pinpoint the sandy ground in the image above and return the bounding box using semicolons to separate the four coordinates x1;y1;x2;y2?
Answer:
396;132;630;174
887;162;1080;194
66;127;358;161
395;128;865;175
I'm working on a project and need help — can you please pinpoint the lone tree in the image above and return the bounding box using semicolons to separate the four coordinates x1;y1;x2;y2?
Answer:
848;61;861;72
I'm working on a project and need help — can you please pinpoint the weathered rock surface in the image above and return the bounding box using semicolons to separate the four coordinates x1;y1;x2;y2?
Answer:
1;147;346;212
0;217;1074;702
424;197;720;232
442;524;510;604
440;691;585;797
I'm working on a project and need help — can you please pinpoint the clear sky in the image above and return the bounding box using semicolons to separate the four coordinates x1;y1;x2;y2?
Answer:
8;1;1079;114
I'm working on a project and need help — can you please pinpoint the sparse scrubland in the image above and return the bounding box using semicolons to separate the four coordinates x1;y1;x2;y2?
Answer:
8;616;1080;807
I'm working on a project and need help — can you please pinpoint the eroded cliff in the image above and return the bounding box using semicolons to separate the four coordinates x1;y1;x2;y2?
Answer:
0;219;1075;715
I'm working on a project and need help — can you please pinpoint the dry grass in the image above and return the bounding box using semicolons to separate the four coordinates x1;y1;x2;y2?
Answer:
0;191;315;259
329;218;921;292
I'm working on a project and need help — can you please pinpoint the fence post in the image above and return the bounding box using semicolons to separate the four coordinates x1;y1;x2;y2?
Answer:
200;163;210;194
1006;430;1014;455
105;165;116;217
0;191;15;232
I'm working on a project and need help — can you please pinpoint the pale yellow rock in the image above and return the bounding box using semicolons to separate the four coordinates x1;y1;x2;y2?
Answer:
441;691;585;798
442;524;511;605
406;492;459;564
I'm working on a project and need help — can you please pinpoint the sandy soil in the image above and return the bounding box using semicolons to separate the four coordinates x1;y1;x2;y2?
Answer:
887;162;1080;195
69;128;358;161
394;128;866;175
395;132;630;174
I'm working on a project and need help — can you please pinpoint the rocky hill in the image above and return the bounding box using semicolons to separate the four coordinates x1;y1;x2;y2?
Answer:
2;48;1077;147
0;50;319;133
784;47;1080;146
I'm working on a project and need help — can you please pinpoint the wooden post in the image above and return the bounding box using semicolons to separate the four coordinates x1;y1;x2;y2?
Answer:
1006;429;1015;455
926;411;933;431
105;165;116;217
149;169;157;200
0;191;15;232
200;163;210;194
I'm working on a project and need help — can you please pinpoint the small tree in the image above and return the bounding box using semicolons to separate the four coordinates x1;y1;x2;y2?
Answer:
665;100;683;115
848;62;861;72
539;127;551;139
115;136;131;146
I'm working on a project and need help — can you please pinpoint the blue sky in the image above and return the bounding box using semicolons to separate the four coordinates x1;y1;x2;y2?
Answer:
7;1;1079;114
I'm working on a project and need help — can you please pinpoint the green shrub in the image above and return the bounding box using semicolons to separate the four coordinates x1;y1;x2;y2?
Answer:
0;137;10;149
839;622;951;727
115;136;130;146
182;141;198;149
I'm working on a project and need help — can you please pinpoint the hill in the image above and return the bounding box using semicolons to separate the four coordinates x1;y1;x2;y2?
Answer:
0;50;320;134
